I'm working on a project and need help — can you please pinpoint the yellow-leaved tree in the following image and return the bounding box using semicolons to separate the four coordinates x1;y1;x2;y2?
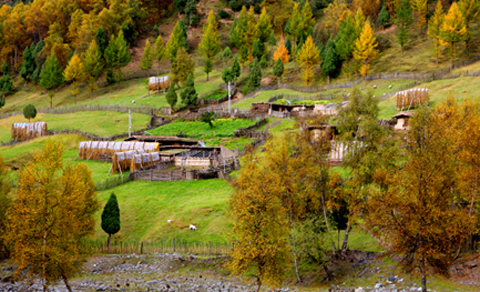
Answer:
353;22;378;84
428;1;445;67
0;155;11;260
458;0;480;56
439;2;468;71
198;11;220;81
296;36;320;86
412;0;427;32
4;141;98;292
63;53;86;104
273;40;290;64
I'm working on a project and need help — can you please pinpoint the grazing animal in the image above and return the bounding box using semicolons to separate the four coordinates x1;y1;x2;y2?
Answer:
389;85;393;89
167;220;172;223
373;85;377;89
189;224;197;231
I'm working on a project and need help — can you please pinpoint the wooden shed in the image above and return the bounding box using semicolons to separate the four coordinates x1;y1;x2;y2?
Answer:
392;111;414;131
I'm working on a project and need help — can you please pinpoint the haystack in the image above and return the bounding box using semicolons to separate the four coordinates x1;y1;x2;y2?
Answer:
148;76;170;92
130;152;162;172
396;88;429;109
112;150;146;173
11;122;48;141
79;141;160;161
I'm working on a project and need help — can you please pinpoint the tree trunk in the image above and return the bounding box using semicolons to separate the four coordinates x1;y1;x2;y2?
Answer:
110;84;113;93
74;94;76;104
327;75;330;85
287;190;301;283
321;187;336;254
207;72;209;81
108;234;111;254
50;95;53;109
62;274;73;292
255;277;262;292
401;45;403;55
277;77;280;89
421;256;427;292
91;90;94;99
341;221;351;251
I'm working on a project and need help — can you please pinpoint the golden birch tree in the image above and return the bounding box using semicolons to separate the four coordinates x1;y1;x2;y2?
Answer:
4;141;98;292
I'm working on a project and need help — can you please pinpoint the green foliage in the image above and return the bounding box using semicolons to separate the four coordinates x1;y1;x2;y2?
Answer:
259;55;269;69
204;58;213;79
0;74;14;99
0;155;11;259
23;104;37;122
200;111;216;128
104;32;132;85
31;40;45;83
229;18;240;47
2;61;9;75
273;58;284;81
166;85;178;109
268;32;277;46
222;66;234;84
184;0;199;27
166;21;189;61
139;40;154;70
101;193;121;236
231;56;241;79
222;46;232;66
377;5;390;27
121;21;136;44
150;118;256;138
95;27;108;58
20;45;36;82
321;40;341;79
171;47;194;85
252;40;264;60
247;58;262;91
285;38;292;54
180;74;198;106
394;0;414;53
203;89;228;100
296;215;328;267
40;54;64;91
336;16;358;61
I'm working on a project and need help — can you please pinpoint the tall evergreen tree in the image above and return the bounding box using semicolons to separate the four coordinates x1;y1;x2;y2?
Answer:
171;47;194;85
40;54;64;109
166;21;189;61
268;32;277;46
273;57;284;86
2;61;9;75
247;58;262;91
377;5;390;27
104;32;132;91
180;74;198;106
428;1;445;68
165;84;177;109
252;41;264;60
198;11;220;81
154;36;166;74
0;74;13;99
101;193;121;254
139;39;154;71
31;40;45;83
394;0;414;54
83;40;104;99
20;45;36;83
231;56;241;87
95;27;108;58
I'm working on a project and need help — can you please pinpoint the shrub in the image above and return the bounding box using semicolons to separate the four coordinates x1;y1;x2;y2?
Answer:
23;104;37;122
218;10;230;19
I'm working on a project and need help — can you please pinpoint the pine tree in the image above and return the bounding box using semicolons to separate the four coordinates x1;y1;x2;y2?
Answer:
296;36;321;69
2;61;9;75
354;8;366;35
458;0;480;56
166;84;178;109
273;57;284;86
255;7;273;43
101;193;120;254
252;41;263;60
0;74;13;100
229;18;240;48
231;56;241;86
222;46;232;67
95;27;108;58
268;32;277;46
171;47;194;85
321;43;340;84
104;32;132;91
353;22;379;84
31;40;46;83
63;54;86;104
140;40;154;71
412;0;427;32
222;66;233;84
428;1;445;68
154;36;166;73
377;5;390;27
23;104;37;122
199;11;220;81
40;53;64;109
247;58;262;91
440;2;468;71
259;55;269;71
336;16;358;62
394;0;414;54
180;74;198;106
284;38;292;55
166;21;189;61
273;40;290;64
20;45;36;83
83;40;104;99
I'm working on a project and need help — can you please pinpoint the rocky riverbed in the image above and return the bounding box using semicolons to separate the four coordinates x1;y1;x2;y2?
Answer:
1;251;479;292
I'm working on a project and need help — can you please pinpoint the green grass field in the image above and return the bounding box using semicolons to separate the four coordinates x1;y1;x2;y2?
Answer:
95;179;233;242
149;118;258;139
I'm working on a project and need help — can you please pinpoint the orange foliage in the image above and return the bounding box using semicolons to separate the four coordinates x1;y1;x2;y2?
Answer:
273;40;289;64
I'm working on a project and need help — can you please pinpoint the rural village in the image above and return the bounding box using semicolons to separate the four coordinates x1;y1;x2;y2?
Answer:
1;0;480;291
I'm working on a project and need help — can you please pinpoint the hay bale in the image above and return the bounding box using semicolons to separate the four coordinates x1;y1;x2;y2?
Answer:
11;122;47;141
396;88;429;109
148;76;170;92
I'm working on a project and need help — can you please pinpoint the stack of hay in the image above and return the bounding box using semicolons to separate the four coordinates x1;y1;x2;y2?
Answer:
396;88;429;109
78;141;160;161
130;152;162;172
112;150;147;173
11;122;48;141
148;76;170;92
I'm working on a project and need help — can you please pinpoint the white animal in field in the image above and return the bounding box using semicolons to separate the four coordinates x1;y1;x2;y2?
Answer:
389;85;393;89
167;220;172;223
373;85;377;89
189;224;197;231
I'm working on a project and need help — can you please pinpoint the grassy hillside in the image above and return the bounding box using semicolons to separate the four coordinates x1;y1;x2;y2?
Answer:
95;179;233;243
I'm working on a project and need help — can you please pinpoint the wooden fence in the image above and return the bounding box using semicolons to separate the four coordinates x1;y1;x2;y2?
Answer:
95;173;133;191
85;238;231;255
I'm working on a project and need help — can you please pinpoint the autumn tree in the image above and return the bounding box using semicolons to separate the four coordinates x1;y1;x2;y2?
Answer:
353;22;379;84
0;155;11;260
394;0;414;54
154;36;166;74
101;193;121;253
296;36;320;86
412;0;427;32
428;1;445;67
198;11;220;81
364;106;473;292
323;0;351;34
228;150;291;292
440;2;468;71
458;0;480;56
40;53;64;109
171;47;194;85
64;54;86;104
140;39;154;71
166;84;177;109
166;21;188;61
180;74;197;106
273;40;290;64
5;141;98;292
83;40;104;99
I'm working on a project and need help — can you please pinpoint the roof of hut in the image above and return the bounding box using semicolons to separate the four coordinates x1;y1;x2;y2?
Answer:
392;111;414;119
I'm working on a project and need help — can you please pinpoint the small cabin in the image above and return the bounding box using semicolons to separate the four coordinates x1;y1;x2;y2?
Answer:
307;124;338;141
392;111;413;131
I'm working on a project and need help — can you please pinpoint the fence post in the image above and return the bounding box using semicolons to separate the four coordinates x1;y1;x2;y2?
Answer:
141;241;143;254
173;237;176;252
150;169;153;181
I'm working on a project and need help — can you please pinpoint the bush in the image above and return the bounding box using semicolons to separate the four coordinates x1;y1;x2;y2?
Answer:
203;89;228;100
229;0;242;11
23;104;37;122
218;10;230;19
241;85;250;96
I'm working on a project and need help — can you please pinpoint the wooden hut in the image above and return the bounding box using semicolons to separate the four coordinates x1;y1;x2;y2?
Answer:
392;111;414;131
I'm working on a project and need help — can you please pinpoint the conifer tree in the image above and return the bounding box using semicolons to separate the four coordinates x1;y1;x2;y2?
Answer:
31;40;46;83
377;5;390;27
140;39;154;71
95;27;108;58
321;42;340;84
180;74;198;106
255;7;273;43
0;74;13;100
166;21;189;61
353;22;378;84
20;45;36;83
104;32;132;91
222;46;232;67
440;2;468;71
231;56;241;86
247;58;262;91
166;84;177;109
412;0;427;32
273;40;290;64
354;8;366;35
252;41;263;60
63;54;86;104
2;61;9;75
154;36;166;73
296;36;321;69
428;1;445;68
23;104;37;122
273;57;284;86
268;32;277;46
171;47;194;85
259;55;269;71
458;0;480;56
83;40;104;99
40;53;64;109
199;11;220;81
229;18;240;48
222;66;233;84
101;193;120;254
284;38;292;55
394;0;414;54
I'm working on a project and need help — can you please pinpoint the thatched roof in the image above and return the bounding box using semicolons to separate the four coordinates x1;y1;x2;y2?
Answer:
392;111;414;119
